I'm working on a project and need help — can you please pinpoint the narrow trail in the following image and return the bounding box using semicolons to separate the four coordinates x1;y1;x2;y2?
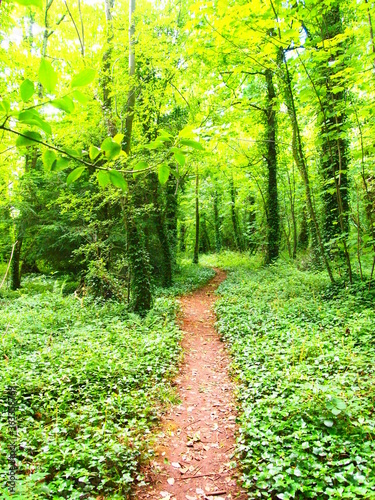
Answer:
133;269;247;500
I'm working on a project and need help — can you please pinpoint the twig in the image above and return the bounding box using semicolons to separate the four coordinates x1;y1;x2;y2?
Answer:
177;471;225;480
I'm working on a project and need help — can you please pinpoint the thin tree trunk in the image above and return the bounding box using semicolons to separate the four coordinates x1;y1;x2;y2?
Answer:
123;0;136;154
213;190;222;253
11;239;22;291
281;52;334;282
229;175;242;251
193;165;199;264
265;68;279;263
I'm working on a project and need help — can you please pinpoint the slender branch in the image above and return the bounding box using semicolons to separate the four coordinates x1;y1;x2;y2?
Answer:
63;0;85;58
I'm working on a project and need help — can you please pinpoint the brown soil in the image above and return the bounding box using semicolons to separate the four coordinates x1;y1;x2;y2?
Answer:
133;269;247;500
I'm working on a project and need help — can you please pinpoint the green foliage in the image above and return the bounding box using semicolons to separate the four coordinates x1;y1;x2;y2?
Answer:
0;275;182;498
215;262;375;499
38;59;57;94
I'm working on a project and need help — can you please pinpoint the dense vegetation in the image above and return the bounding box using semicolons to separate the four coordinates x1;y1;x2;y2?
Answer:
0;263;214;499
1;0;375;497
212;254;375;499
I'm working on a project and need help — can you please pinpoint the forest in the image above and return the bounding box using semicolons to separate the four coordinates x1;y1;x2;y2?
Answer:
0;0;375;498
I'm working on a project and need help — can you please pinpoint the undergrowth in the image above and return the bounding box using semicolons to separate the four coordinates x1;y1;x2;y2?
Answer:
0;263;212;499
215;262;375;499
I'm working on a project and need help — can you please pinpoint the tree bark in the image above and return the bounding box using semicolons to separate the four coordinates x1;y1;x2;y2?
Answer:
193;165;199;264
265;68;279;263
123;0;136;154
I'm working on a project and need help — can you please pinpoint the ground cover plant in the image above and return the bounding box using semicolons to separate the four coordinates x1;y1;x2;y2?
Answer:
215;261;375;499
0;263;213;499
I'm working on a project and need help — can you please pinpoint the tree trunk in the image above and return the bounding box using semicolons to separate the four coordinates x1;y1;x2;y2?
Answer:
265;68;279;263
123;0;136;154
229;175;242;251
11;238;22;290
213;190;222;253
280;52;334;282
193;165;199;264
101;0;116;136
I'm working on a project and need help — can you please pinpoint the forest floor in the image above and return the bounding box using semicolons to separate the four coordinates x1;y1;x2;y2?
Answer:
133;269;247;500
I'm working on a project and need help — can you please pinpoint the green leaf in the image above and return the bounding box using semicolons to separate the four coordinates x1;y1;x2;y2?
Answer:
174;151;185;167
51;97;74;114
180;139;204;150
72;90;89;104
97;171;111;188
101;138;121;160
16;130;42;147
89;145;101;161
52;157;70;172
20;79;35;102
0;100;10;114
38;59;57;94
18;110;52;135
14;0;43;8
158;128;172;138
158;163;170;185
113;133;124;145
71;69;96;88
324;420;334;427
294;468;302;477
67;167;85;186
144;140;164;150
108;170;128;191
133;160;148;178
64;148;82;158
333;398;347;410
42;150;56;171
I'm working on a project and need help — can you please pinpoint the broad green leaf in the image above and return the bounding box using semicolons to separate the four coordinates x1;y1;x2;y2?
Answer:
158;128;172;138
180;138;204;150
42;150;56;171
52;157;70;172
72;90;89;104
64;148;82;158
144;140;164;150
67;166;85;185
0;100;10;114
97;171;111;188
133;160;148;178
16;130;42;147
71;69;96;88
108;170;128;191
158;163;170;185
323;420;334;427
174;151;185;167
51;97;74;114
20;79;34;102
89;145;101;161
101;138;121;160
14;0;43;8
333;398;347;410
113;133;124;145
38;59;57;94
18;110;52;135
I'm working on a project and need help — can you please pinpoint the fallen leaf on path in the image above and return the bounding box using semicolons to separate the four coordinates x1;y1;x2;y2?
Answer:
160;492;171;499
167;477;175;485
171;462;181;468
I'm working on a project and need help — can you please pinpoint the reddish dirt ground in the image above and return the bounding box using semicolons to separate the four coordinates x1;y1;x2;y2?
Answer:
133;269;247;500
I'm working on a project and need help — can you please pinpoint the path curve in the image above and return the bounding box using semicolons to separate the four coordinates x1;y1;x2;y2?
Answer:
133;269;247;500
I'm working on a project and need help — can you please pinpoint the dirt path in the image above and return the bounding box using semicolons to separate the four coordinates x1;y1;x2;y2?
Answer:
133;269;247;500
